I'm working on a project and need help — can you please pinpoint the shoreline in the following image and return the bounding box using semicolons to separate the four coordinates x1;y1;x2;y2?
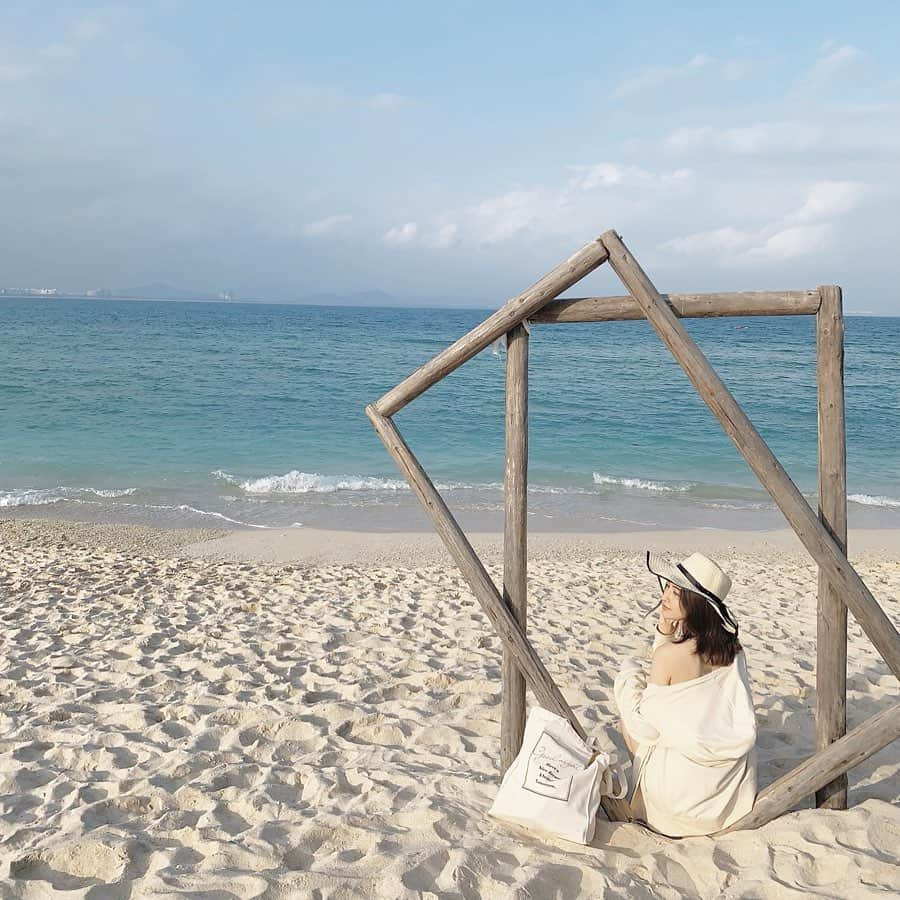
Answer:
4;516;899;567
4;487;900;536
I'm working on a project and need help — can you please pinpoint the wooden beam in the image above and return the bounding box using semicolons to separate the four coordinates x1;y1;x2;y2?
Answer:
718;703;900;833
374;238;609;416
815;285;848;810
601;231;900;681
531;291;821;323
501;324;528;775
365;404;633;823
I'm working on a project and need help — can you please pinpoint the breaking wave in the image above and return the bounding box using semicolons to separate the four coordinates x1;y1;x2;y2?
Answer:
0;489;66;508
212;469;410;493
593;473;693;493
848;493;900;508
0;486;137;507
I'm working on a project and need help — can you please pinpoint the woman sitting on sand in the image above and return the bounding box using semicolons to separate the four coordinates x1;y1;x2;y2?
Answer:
614;552;758;837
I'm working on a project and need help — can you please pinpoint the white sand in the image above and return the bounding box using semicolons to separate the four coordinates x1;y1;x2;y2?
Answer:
1;519;898;898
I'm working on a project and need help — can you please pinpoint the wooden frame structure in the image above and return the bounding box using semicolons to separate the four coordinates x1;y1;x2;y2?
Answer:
367;230;900;833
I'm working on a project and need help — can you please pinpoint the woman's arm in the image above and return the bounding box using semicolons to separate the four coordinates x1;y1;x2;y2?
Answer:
650;608;679;653
613;660;661;747
649;642;675;686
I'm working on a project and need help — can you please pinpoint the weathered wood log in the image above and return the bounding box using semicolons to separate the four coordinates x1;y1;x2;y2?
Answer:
815;285;848;810
365;404;633;822
501;324;529;775
718;703;900;833
374;238;609;416
601;231;900;681
531;291;820;323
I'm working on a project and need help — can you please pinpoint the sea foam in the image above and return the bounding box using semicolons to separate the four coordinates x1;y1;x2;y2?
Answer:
593;473;693;493
82;487;138;498
848;493;900;508
213;468;706;497
0;489;65;508
0;486;137;507
104;498;298;529
213;470;410;493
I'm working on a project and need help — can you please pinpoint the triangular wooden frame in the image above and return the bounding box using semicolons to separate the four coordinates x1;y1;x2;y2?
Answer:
366;229;900;833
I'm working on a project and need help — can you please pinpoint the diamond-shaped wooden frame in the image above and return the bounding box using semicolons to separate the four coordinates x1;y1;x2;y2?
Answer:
366;229;900;832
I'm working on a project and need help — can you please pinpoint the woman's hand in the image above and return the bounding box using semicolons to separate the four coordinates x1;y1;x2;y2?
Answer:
657;608;679;636
657;581;684;636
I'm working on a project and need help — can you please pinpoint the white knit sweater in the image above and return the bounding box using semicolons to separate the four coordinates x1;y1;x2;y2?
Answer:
613;633;758;837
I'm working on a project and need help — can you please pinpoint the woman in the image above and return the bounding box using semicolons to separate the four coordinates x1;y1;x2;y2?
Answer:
613;552;757;837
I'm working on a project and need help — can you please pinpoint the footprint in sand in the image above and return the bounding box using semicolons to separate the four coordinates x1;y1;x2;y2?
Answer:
10;839;130;890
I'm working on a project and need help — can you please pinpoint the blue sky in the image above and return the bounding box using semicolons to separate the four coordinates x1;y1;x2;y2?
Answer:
2;1;899;310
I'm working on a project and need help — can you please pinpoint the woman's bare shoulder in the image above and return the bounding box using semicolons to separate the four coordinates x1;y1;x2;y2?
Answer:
649;640;685;684
652;638;697;660
651;638;703;685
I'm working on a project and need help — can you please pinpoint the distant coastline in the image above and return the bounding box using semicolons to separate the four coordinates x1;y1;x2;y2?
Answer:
0;289;893;315
0;288;496;309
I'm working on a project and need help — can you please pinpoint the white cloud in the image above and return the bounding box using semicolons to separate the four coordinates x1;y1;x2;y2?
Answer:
377;161;695;252
383;222;419;245
381;220;459;249
793;44;861;95
262;84;412;120
746;224;833;260
260;84;347;119
720;56;769;80
0;61;40;82
40;44;79;61
615;42;860;106
0;19;105;85
568;163;692;190
73;19;106;42
461;165;691;245
570;163;630;188
366;92;408;112
665;126;714;152
665;122;821;154
301;214;352;237
788;180;864;223
468;189;549;244
808;44;860;82
612;54;712;98
427;223;459;249
662;226;752;256
660;180;864;264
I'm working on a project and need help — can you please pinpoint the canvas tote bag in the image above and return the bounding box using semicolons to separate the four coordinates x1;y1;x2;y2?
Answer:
489;707;628;844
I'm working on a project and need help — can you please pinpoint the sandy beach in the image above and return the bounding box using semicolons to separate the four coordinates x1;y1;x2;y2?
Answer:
1;518;898;898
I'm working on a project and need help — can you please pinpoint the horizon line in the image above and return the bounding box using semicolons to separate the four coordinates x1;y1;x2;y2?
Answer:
1;292;897;317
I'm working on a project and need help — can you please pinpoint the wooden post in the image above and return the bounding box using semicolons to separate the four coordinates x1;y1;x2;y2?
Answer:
374;238;609;416
815;285;848;810
501;324;528;774
532;290;821;323
601;231;900;680
366;404;633;823
718;702;900;833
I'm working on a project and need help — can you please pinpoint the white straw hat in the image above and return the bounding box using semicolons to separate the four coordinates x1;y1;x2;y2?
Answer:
645;551;738;635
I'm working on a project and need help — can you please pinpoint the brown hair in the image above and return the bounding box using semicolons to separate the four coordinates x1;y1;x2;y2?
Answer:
672;588;742;667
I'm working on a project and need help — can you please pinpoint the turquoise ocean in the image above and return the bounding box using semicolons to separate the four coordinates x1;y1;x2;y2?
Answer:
2;297;898;532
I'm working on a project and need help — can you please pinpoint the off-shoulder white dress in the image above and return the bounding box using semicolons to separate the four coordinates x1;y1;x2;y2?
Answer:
613;632;758;837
